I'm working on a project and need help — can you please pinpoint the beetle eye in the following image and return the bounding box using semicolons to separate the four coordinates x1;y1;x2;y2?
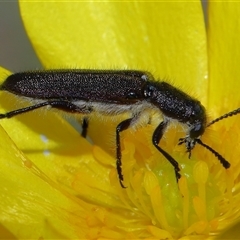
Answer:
189;111;196;121
144;84;155;98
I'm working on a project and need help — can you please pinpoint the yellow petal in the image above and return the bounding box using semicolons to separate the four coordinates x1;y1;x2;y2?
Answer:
19;1;208;156
208;2;240;113
19;1;207;99
0;68;93;184
0;116;89;238
4;2;237;239
0;67;93;238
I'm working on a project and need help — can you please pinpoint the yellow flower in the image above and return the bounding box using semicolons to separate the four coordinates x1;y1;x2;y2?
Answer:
0;1;240;239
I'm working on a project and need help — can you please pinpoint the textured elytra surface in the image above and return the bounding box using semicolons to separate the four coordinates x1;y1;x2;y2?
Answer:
1;70;151;103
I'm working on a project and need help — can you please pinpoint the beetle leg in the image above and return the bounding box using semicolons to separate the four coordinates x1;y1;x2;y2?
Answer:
81;117;89;138
116;118;133;188
152;120;181;181
0;100;92;119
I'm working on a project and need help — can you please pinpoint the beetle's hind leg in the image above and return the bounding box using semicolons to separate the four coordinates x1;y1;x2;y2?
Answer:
0;100;92;119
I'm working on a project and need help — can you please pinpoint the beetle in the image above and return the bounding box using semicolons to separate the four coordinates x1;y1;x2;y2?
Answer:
0;69;236;187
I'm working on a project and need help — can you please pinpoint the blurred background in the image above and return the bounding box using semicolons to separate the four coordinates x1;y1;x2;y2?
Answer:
0;1;207;73
0;1;42;72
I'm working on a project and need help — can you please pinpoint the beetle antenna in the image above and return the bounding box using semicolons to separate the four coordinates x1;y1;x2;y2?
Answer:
196;139;230;169
207;107;240;127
